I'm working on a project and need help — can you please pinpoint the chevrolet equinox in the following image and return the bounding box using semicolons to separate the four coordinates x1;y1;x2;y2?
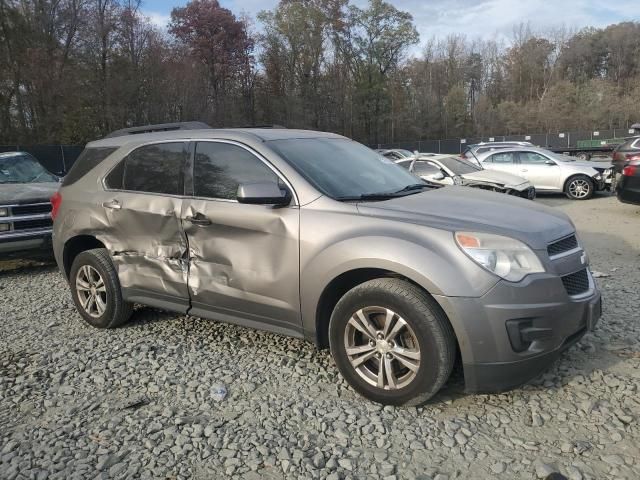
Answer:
52;123;602;405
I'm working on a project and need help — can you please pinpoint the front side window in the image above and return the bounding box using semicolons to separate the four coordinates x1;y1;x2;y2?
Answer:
108;143;187;195
194;142;279;200
267;138;422;199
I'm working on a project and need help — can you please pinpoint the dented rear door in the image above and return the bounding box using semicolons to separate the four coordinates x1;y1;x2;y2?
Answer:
102;141;190;310
182;141;302;335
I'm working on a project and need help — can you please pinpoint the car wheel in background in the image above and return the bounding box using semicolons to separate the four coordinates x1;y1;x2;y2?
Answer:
69;248;133;328
576;152;590;161
565;175;594;200
329;278;456;406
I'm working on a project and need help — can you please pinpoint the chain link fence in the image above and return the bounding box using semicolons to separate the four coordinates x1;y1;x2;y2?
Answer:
375;128;639;154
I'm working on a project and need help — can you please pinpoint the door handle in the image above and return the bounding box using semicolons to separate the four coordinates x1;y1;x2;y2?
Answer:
102;199;121;210
185;214;211;226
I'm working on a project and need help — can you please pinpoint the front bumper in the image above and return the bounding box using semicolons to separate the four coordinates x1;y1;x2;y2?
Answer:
0;230;53;257
434;272;601;393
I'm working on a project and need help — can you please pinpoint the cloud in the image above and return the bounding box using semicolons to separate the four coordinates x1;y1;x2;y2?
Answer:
153;0;638;45
142;10;171;29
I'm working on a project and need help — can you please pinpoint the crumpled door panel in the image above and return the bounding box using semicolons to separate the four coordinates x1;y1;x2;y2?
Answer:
106;193;189;301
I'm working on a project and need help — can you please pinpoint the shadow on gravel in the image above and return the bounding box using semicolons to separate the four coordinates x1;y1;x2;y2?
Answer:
536;190;613;207
0;258;58;276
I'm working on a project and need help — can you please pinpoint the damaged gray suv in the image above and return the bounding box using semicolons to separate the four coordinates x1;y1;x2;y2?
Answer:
52;123;602;406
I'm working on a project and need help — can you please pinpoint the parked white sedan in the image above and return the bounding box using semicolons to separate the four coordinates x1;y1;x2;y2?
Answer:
474;147;611;200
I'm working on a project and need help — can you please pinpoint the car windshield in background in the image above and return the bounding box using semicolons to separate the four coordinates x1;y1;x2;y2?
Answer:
437;156;482;174
268;138;425;200
394;149;414;158
0;154;58;184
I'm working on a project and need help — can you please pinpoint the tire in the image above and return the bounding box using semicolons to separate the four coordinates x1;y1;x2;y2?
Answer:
329;278;456;406
576;152;590;161
564;174;594;200
69;248;133;328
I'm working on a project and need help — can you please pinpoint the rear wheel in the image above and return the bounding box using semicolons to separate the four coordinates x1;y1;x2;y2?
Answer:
565;175;594;200
576;152;590;161
70;248;133;328
329;278;456;406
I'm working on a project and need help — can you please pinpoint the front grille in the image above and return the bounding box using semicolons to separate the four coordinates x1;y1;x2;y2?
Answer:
13;218;52;231
12;203;51;216
548;235;578;257
561;269;590;296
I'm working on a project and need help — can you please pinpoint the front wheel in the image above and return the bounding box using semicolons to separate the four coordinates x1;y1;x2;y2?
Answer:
565;175;594;200
329;278;456;406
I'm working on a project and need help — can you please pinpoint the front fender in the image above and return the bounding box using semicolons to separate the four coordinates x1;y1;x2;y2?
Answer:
299;233;499;340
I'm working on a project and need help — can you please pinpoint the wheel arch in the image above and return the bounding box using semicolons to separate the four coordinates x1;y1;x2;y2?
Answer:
62;235;107;279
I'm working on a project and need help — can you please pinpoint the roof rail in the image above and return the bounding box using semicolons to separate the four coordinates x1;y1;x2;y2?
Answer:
104;122;211;138
238;124;287;129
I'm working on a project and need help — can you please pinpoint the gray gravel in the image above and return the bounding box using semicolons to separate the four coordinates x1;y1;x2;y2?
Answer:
1;194;639;479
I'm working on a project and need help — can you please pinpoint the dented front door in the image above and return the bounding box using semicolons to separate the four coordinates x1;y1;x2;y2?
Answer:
182;141;301;334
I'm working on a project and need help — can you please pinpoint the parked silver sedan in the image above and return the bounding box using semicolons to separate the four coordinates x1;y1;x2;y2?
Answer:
474;147;611;200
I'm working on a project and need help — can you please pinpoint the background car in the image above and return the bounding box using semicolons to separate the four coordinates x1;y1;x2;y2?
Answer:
616;160;640;205
0;151;58;257
377;148;415;160
475;147;611;200
393;153;535;199
612;136;640;172
461;141;534;160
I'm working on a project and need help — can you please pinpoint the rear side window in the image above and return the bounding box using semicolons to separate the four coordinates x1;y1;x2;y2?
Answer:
412;161;441;176
489;152;516;164
193;142;279;200
62;147;117;186
107;143;187;195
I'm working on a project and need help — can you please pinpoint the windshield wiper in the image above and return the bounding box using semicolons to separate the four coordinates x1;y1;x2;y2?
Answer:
394;183;430;193
335;184;431;202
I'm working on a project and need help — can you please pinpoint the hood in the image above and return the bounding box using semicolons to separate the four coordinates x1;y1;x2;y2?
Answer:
0;182;59;205
556;158;602;170
460;169;529;188
356;186;574;250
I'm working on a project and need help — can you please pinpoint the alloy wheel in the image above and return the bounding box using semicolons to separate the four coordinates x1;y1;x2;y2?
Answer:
568;178;591;198
344;306;421;390
75;265;107;318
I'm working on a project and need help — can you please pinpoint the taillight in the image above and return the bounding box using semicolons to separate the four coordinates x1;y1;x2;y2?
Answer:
50;191;62;220
625;153;640;161
622;165;637;177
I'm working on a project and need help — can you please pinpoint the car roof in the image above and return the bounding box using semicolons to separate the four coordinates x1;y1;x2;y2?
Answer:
475;146;553;158
87;128;346;149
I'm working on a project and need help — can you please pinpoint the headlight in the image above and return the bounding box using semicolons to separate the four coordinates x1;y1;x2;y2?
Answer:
0;207;7;217
593;173;602;180
455;231;545;282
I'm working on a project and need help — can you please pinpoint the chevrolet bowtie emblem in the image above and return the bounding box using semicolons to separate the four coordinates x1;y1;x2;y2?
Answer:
580;253;587;265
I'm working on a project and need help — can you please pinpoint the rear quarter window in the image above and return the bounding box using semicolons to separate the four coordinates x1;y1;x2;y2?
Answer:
62;147;118;186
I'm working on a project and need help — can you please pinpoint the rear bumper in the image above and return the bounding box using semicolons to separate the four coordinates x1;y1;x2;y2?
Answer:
434;274;601;393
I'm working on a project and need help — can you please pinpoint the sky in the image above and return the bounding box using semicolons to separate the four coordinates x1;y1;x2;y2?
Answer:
143;0;638;46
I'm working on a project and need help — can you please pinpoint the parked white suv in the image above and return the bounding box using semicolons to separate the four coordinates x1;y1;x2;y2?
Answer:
475;147;611;200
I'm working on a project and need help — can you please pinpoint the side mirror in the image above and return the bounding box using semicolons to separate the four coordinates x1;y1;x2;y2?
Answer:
237;181;291;206
545;159;556;166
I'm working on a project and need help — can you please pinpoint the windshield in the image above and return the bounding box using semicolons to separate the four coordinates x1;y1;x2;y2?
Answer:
0;153;58;184
436;156;481;174
395;149;414;158
267;138;426;200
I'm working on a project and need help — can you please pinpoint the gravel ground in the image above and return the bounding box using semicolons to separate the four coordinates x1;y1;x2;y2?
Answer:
1;193;639;480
